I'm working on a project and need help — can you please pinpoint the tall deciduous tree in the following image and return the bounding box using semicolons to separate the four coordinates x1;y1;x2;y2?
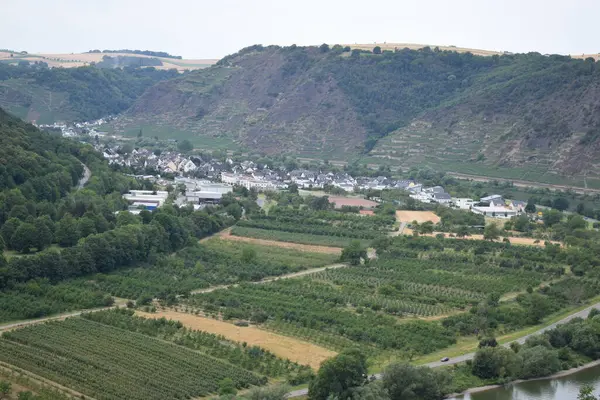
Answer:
55;213;80;247
10;222;37;253
308;349;368;400
483;222;501;241
341;240;367;266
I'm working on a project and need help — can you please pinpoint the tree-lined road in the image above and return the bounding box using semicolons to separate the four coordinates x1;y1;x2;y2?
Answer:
286;301;600;398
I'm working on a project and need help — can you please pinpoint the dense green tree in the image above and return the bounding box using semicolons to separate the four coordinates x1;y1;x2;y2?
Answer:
513;215;532;232
77;217;98;238
55;213;80;247
382;362;450;400
341;240;368;266
116;211;140;227
472;347;522;379
543;209;562;227
308;349;367;400
218;378;237;396
225;203;243;221
525;199;537;214
483;222;501;241
177;139;194;152
1;218;21;247
479;337;499;348
10;222;37;253
373;46;382;54
519;346;561;379
33;216;53;250
8;205;30;221
552;197;570;211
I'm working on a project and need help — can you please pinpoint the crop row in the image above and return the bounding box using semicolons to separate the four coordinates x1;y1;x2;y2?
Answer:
188;281;456;353
236;219;384;239
82;309;312;380
0;318;265;400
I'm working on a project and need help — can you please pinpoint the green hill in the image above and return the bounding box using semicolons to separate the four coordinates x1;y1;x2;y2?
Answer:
0;63;179;124
113;45;600;186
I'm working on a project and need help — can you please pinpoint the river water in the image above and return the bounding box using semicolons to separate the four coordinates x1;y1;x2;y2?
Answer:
452;364;600;400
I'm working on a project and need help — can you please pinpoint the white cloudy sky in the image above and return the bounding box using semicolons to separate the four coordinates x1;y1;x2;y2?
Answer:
2;0;598;59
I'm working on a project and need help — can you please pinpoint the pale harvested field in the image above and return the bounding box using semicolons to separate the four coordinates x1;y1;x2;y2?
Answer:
328;196;377;208
396;210;441;224
0;51;217;71
214;230;342;255
344;43;502;57
403;228;560;247
136;310;336;369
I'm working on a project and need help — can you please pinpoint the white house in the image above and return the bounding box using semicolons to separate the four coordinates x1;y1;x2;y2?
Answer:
453;198;476;210
471;205;519;219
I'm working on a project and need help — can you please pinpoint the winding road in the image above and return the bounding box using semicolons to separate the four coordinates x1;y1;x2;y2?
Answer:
286;301;600;398
77;163;91;190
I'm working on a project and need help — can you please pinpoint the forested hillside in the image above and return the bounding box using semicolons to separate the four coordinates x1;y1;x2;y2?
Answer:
0;108;234;319
0;63;178;123
114;45;600;184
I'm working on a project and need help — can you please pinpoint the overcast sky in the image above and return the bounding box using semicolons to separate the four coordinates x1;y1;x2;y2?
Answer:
2;0;598;59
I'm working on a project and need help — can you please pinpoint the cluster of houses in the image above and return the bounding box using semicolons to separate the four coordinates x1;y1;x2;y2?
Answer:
410;187;527;219
36;116;114;138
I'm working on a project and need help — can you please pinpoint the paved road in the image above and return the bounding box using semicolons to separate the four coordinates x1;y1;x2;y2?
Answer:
286;301;600;398
77;163;91;190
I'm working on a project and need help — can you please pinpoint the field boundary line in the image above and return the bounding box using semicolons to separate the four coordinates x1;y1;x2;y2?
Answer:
0;360;93;399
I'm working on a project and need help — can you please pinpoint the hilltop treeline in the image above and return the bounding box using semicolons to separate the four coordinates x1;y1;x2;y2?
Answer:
87;49;182;59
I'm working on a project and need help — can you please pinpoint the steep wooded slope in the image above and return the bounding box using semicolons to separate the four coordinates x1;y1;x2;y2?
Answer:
0;63;179;124
115;45;600;179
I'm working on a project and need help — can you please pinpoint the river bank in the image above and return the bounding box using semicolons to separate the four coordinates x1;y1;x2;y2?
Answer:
449;359;600;399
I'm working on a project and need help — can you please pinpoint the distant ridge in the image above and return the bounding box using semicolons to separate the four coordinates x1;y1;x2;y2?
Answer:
0;51;217;71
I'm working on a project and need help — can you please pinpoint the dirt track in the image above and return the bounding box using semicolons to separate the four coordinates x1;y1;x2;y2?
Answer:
213;229;342;254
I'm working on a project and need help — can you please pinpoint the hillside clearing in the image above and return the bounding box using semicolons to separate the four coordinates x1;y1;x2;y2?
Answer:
136;310;335;369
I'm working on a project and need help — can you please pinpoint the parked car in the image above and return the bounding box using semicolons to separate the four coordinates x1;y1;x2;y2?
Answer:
440;357;450;362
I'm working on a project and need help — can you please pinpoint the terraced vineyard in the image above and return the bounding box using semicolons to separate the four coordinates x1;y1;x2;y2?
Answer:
0;317;266;400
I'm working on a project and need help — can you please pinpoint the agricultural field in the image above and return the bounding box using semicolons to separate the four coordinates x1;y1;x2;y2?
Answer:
186;234;577;359
327;196;378;209
136;310;335;369
231;207;395;248
0;239;338;324
68;239;339;301
0;316;267;400
215;230;342;254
